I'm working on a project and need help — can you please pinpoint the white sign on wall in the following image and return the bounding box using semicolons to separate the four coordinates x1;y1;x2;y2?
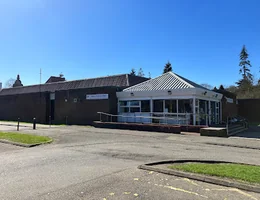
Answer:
50;93;55;100
86;94;109;100
225;97;234;103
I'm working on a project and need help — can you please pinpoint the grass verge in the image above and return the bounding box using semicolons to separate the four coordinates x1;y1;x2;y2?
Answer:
168;163;260;184
0;131;52;145
249;122;260;126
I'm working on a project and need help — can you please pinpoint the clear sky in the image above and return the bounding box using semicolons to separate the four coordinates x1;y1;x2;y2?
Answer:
0;0;260;88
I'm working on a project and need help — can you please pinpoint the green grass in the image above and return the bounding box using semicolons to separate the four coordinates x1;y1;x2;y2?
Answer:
0;132;52;145
249;122;260;126
168;163;260;184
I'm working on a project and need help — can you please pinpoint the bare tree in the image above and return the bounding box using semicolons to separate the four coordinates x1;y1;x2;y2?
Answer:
5;78;15;88
200;83;213;90
226;85;237;93
138;68;145;77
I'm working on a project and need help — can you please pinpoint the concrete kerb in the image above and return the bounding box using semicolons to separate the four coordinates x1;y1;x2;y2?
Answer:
204;142;260;150
0;123;28;128
0;139;53;148
138;159;260;194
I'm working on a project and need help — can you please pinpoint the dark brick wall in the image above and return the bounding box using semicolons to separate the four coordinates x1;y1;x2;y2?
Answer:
0;92;48;123
0;87;120;125
221;97;238;121
54;87;119;125
238;99;260;123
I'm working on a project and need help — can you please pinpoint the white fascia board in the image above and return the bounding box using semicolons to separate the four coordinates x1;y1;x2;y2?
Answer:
116;88;196;99
118;95;195;101
195;88;223;101
117;88;223;102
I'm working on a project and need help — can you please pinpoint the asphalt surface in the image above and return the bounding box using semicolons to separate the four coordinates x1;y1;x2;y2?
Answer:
0;125;260;200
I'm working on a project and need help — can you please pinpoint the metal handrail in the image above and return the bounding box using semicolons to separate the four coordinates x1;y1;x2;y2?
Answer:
97;111;222;126
97;112;194;125
97;112;191;120
226;116;229;135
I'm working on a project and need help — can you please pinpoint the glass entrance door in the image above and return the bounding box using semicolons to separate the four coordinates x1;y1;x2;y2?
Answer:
210;101;216;124
199;100;207;125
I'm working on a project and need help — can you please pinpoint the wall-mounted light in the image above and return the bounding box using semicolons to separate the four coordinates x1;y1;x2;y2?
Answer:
203;91;207;95
168;90;172;95
130;92;134;96
65;99;68;102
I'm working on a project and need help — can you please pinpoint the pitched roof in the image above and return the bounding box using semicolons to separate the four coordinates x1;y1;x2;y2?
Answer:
45;76;66;83
123;72;208;92
0;74;148;96
213;88;237;99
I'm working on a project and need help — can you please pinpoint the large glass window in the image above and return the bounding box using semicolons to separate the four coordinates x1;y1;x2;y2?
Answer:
120;107;129;113
119;100;141;113
211;101;216;124
153;100;163;112
199;100;207;125
130;107;140;113
119;101;128;106
178;99;192;113
165;100;177;113
141;100;150;112
216;102;220;124
130;101;140;106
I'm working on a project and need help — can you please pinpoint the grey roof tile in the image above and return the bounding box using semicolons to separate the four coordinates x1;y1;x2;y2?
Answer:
123;72;208;92
0;74;148;96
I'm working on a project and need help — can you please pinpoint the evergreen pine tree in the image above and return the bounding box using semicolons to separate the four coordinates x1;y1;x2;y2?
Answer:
130;68;136;76
237;45;253;87
219;85;225;90
163;61;172;74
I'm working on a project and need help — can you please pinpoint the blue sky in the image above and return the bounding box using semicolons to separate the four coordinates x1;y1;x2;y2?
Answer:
0;0;260;88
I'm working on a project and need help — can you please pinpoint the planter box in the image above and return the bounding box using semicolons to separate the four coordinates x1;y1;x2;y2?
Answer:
200;127;228;137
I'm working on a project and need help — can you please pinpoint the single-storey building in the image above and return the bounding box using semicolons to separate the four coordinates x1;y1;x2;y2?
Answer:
0;72;241;126
116;72;223;125
0;74;148;124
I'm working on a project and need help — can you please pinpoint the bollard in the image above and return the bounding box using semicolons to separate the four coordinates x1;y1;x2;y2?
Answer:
33;118;36;130
49;116;51;127
17;118;20;131
65;116;68;125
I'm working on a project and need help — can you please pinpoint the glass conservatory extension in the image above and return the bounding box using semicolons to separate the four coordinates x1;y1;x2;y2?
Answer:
117;98;221;125
116;72;223;126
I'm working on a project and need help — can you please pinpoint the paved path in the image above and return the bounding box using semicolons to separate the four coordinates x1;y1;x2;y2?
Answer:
234;126;260;139
0;121;60;131
0;126;259;200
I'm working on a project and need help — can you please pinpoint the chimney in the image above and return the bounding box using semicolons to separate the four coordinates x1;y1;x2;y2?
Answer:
13;74;23;87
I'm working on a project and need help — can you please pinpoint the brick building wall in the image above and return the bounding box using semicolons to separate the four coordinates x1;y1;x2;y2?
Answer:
221;97;238;121
53;87;119;125
0;87;120;125
0;92;48;123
